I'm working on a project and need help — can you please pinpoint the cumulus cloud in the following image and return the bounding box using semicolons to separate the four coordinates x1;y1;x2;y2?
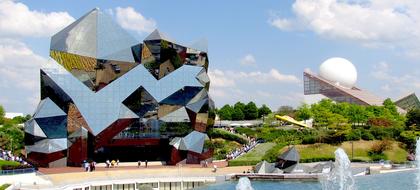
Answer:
269;0;420;57
0;0;74;38
0;39;53;113
370;61;420;96
115;7;157;34
240;54;256;65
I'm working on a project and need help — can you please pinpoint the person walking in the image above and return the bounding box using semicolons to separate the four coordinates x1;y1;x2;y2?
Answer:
106;160;110;168
145;160;148;168
91;161;96;171
137;160;141;168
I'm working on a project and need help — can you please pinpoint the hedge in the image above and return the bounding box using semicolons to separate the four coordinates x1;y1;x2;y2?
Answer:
208;129;248;144
228;159;260;166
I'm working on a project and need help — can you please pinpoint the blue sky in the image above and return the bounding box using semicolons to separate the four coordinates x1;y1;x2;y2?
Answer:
1;0;420;114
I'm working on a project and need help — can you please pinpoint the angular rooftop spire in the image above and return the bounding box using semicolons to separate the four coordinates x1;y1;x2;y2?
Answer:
144;29;173;42
50;8;138;62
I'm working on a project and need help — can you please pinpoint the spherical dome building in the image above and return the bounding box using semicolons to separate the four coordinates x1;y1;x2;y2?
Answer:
319;57;357;88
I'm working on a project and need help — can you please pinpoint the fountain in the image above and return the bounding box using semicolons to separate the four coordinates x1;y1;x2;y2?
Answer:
321;148;356;190
236;177;254;190
416;138;420;190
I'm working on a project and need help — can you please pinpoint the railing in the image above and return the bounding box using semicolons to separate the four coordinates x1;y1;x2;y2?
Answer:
0;168;36;175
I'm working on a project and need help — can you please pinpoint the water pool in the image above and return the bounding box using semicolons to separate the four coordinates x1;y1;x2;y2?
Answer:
195;170;417;190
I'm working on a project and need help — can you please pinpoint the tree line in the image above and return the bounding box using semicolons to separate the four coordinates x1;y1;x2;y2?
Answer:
216;101;272;120
0;105;30;154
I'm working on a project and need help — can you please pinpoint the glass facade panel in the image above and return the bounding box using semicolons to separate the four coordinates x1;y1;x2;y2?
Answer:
25;8;213;167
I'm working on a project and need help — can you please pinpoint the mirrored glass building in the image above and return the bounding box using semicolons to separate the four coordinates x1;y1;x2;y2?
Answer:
24;8;214;167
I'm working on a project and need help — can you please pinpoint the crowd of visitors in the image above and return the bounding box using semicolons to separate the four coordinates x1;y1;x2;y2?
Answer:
225;138;258;160
0;148;30;166
82;160;96;172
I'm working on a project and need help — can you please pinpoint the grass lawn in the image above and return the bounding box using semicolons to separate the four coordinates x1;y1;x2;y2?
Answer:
289;140;408;163
0;184;10;190
235;142;276;161
0;160;20;169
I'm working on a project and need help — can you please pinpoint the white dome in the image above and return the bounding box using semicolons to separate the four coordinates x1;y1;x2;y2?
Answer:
319;57;357;88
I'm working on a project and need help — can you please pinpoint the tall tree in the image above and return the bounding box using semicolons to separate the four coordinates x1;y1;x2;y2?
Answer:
244;102;259;120
295;104;312;120
218;104;233;120
234;102;246;113
406;108;420;130
231;107;245;120
258;104;272;118
0;105;4;125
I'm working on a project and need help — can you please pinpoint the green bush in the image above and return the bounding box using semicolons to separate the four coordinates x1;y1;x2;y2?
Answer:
302;136;317;144
228;160;260;166
235;127;258;137
361;129;375;140
208;129;248;144
345;129;361;141
368;152;387;161
399;131;420;149
300;157;335;163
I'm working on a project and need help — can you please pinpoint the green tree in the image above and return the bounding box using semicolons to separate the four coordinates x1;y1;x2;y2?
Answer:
244;102;259;120
406;108;420;130
295;104;312;120
383;98;399;116
258;104;272;118
234;102;246;113
218;104;233;120
0;105;4;125
231;107;245;120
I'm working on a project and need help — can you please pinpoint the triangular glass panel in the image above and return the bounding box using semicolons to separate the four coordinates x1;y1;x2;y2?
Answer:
160;107;190;122
34;98;66;119
119;104;140;119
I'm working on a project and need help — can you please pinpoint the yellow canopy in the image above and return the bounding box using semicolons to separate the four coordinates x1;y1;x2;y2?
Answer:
275;115;309;128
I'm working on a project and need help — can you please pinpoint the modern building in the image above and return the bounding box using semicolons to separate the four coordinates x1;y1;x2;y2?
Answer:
24;8;213;167
303;57;403;109
395;93;420;111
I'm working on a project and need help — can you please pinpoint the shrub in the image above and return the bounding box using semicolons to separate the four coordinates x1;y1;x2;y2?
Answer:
208;129;248;144
300;157;335;163
345;129;361;141
368;152;387;161
235;127;257;137
369;140;392;154
302;136;316;144
361;129;375;140
228;160;260;166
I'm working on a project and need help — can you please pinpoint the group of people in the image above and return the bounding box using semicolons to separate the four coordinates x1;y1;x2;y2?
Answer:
82;160;96;172
137;160;148;168
0;148;30;166
225;138;258;160
105;159;119;168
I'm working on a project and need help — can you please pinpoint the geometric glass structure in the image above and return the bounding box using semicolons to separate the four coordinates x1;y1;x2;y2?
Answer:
394;93;420;111
25;8;214;167
304;71;384;106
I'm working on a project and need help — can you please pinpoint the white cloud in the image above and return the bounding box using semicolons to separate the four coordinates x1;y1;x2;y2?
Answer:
0;39;53;113
240;54;256;65
0;0;74;38
370;61;420;97
270;0;420;57
208;69;236;88
115;7;157;34
230;69;300;84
